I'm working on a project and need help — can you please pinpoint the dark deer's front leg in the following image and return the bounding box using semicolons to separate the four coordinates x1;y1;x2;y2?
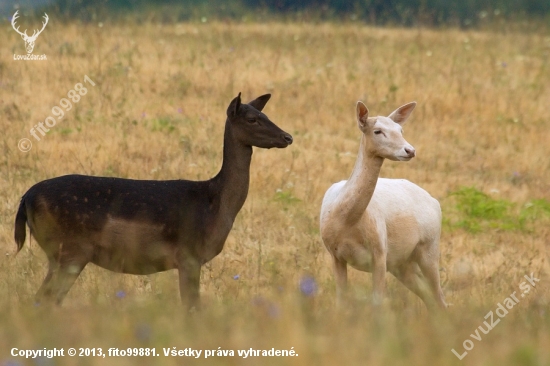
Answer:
177;257;201;310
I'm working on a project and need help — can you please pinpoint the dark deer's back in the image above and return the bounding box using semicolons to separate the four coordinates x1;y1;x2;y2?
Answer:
19;174;226;274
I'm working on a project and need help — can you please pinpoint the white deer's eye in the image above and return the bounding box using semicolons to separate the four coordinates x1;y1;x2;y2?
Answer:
374;130;383;135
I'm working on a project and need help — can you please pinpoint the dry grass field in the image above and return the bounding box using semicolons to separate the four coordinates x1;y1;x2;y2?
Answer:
1;18;549;365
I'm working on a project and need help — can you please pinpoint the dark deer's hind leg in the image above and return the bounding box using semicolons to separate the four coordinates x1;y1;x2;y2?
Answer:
35;257;55;303
36;242;90;305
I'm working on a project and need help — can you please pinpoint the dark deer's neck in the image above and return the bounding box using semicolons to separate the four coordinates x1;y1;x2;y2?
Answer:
213;121;253;219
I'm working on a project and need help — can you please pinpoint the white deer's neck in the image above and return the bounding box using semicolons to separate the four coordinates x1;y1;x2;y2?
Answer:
336;135;384;224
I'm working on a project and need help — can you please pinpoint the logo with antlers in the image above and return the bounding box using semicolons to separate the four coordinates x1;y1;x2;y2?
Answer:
11;11;49;54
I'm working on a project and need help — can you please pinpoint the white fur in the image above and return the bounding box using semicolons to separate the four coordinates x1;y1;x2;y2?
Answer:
320;101;447;310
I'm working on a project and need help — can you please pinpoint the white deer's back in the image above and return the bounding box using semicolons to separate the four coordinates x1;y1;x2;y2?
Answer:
322;177;439;217
368;178;440;228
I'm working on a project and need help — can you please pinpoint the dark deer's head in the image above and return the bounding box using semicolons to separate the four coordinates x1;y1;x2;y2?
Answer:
11;11;49;54
227;93;293;149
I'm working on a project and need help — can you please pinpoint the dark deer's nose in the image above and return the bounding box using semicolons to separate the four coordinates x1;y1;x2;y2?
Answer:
404;146;416;157
283;133;293;145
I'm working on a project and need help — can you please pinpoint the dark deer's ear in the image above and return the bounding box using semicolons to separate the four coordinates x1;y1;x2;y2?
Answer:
227;92;242;117
247;94;271;112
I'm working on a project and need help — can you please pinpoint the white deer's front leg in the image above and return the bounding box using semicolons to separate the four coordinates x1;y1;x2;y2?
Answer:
333;256;348;307
371;251;387;306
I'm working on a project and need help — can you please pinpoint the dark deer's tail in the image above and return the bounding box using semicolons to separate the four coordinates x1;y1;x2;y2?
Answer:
14;196;28;252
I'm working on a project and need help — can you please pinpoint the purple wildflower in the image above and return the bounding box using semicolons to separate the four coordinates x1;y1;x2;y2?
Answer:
252;296;266;306
33;356;54;366
3;360;23;366
233;275;240;280
116;290;126;299
134;323;152;342
268;304;281;318
299;275;318;297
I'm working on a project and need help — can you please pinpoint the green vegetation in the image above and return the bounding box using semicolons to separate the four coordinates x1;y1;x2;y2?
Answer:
447;187;550;233
519;199;550;228
150;117;177;133
274;189;301;207
45;0;550;26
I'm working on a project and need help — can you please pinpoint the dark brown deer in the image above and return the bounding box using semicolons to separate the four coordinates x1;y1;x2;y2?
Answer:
14;93;292;308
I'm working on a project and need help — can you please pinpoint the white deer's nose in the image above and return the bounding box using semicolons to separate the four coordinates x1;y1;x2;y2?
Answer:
404;146;416;158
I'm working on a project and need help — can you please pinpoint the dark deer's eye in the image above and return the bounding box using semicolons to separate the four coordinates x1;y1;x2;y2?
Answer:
374;130;382;135
247;118;257;124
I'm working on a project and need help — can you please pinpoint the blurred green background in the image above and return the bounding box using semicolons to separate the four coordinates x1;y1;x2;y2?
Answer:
2;0;550;26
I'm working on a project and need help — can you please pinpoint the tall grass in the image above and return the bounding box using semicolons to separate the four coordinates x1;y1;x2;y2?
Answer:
0;18;549;365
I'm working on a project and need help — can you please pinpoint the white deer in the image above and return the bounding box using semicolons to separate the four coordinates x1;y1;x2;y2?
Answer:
11;11;49;54
320;101;448;310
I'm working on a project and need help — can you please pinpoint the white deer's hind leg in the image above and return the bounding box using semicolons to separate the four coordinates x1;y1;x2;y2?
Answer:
416;244;448;310
392;261;434;309
333;256;348;307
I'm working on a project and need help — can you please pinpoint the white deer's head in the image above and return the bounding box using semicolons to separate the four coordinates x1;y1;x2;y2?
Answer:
11;11;49;54
356;101;417;161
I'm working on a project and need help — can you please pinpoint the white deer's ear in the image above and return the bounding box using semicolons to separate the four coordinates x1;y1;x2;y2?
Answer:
388;102;416;125
356;101;369;130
